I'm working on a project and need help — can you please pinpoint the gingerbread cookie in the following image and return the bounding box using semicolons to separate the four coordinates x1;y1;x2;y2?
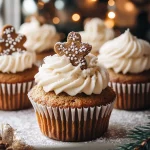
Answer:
54;31;92;70
0;25;27;55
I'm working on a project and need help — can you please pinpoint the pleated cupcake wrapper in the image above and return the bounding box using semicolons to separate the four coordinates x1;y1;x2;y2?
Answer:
0;81;34;110
29;96;115;141
109;82;150;110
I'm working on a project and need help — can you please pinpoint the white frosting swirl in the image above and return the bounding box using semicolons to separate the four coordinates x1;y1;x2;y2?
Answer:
35;54;109;96
0;51;36;73
98;30;150;74
79;18;114;54
19;18;60;53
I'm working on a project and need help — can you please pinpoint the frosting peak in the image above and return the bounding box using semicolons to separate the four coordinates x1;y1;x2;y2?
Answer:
98;29;150;74
35;54;109;96
84;18;106;33
0;51;35;73
19;18;60;53
79;18;114;54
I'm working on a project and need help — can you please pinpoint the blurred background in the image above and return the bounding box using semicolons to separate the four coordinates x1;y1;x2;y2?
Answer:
0;0;150;42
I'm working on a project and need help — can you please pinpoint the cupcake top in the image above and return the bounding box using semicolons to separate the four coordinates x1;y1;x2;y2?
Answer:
35;32;109;96
79;18;114;54
98;29;150;74
0;25;35;73
19;18;60;53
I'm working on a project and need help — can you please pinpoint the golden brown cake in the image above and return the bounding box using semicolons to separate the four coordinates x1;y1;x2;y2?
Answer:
28;32;116;141
0;25;38;110
98;29;150;110
0;65;38;83
29;86;115;108
29;86;115;141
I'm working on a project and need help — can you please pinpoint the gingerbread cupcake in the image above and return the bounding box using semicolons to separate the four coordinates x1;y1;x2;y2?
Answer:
79;18;114;56
98;29;150;110
19;18;60;65
28;32;116;141
0;25;38;110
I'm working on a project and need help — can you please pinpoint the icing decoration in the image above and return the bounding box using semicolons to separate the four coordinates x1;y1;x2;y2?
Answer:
54;31;92;70
0;25;26;55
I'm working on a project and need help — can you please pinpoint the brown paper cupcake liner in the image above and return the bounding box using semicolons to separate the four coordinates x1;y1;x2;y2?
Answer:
109;82;150;110
0;81;34;110
29;97;115;142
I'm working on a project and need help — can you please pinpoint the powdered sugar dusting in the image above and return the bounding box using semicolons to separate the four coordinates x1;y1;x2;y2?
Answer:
0;108;149;149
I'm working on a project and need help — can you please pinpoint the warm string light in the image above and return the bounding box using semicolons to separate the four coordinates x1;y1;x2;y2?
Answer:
107;0;116;28
38;0;44;9
124;1;135;12
72;13;80;22
53;17;60;24
86;0;97;4
108;0;115;6
91;0;97;2
108;11;116;19
104;19;115;28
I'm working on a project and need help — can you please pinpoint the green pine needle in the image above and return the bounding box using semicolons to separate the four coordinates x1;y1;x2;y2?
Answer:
116;116;150;150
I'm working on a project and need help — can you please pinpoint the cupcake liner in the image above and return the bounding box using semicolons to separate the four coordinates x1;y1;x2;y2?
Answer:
29;96;115;141
0;81;34;110
109;82;150;110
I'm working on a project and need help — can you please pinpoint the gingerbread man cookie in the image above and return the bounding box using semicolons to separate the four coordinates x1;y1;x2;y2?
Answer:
54;31;92;70
0;25;27;55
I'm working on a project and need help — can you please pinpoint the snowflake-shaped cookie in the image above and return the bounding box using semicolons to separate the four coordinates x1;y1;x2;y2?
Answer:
54;31;92;70
0;25;27;55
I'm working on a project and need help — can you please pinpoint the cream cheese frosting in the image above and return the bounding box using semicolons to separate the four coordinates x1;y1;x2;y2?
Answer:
98;29;150;74
19;18;60;53
35;53;109;96
79;18;114;54
0;51;36;73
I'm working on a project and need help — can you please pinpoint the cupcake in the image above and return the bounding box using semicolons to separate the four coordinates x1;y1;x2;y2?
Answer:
28;32;116;141
98;29;150;110
19;18;60;65
79;18;114;56
0;25;38;110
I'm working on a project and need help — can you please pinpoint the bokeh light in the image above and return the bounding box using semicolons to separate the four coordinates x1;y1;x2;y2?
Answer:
54;0;65;10
108;0;115;6
105;19;115;28
41;0;50;3
124;2;135;12
53;17;60;24
38;1;44;9
108;11;116;19
22;0;37;15
91;0;97;2
72;13;80;22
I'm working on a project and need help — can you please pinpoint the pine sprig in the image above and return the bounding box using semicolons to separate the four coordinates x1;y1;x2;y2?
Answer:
116;116;150;150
